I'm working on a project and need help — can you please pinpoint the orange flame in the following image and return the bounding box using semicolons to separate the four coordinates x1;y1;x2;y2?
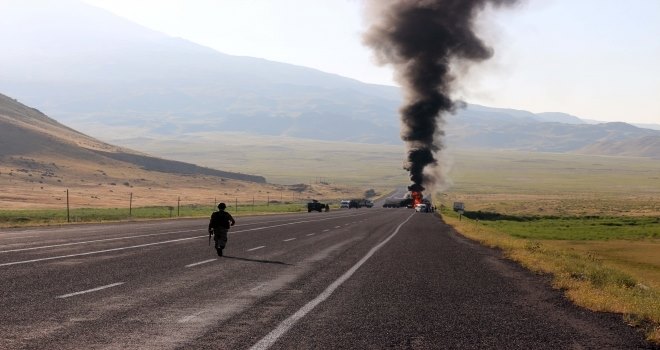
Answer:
411;191;423;206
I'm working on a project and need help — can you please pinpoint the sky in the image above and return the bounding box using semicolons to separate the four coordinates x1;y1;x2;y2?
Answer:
80;0;660;125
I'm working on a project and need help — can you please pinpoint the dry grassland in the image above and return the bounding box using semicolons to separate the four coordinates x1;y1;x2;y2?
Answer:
0;153;366;211
444;214;660;343
548;240;660;290
439;149;660;343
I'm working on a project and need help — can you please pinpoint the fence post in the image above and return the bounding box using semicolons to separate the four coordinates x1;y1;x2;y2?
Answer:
66;189;70;223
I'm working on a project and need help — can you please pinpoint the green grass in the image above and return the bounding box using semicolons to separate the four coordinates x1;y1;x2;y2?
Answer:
462;212;660;240
442;209;660;343
0;202;308;227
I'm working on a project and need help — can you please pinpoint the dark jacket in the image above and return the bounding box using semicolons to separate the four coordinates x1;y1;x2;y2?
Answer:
208;210;235;231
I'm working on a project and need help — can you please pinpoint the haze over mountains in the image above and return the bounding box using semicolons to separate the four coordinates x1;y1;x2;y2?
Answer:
1;0;658;159
0;92;264;183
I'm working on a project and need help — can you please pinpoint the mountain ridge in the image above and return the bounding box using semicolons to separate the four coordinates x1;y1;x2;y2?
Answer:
0;0;658;159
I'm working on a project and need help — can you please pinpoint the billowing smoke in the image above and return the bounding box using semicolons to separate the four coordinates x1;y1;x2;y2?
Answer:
363;0;518;193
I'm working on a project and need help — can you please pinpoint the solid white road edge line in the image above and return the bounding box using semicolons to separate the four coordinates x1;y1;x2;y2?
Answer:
185;259;217;268
249;212;415;350
56;282;125;299
247;246;266;252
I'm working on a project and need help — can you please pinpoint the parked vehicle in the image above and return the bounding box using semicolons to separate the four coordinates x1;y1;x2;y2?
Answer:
340;200;350;209
307;200;329;212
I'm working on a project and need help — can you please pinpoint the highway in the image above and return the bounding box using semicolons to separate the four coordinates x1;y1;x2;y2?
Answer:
0;208;654;349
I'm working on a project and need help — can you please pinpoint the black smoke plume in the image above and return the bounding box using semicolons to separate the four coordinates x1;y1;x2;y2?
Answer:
364;0;518;192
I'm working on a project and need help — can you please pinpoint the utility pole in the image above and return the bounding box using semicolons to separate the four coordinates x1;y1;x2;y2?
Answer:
177;196;180;217
129;192;133;218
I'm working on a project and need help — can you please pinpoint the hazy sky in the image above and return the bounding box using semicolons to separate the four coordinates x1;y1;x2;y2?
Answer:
81;0;659;124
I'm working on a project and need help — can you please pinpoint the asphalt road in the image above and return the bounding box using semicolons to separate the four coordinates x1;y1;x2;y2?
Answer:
0;208;655;349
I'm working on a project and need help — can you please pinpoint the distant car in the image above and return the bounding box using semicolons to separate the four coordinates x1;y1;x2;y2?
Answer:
340;200;350;209
349;200;360;209
414;204;427;212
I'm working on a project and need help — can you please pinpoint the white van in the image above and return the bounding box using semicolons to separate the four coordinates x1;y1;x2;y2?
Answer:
340;200;350;209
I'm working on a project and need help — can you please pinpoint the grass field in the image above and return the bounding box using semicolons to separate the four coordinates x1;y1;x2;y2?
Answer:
462;213;660;240
111;132;410;187
442;209;660;343
431;149;660;342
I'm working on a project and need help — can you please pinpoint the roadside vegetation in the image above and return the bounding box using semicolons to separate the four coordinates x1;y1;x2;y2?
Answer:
437;149;660;343
442;209;660;343
0;202;310;227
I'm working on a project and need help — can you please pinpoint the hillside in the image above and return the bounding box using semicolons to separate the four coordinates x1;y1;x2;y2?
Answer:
1;0;658;159
1;94;367;210
576;135;660;158
445;110;660;157
0;0;402;145
0;94;265;183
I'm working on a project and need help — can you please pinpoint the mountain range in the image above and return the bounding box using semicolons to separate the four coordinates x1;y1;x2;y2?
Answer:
1;0;658;159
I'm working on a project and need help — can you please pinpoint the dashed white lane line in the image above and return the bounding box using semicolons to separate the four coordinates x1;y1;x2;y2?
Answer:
306;233;316;236
0;229;199;254
283;238;296;242
56;282;125;299
247;246;266;252
334;226;341;229
185;259;217;268
1;235;38;241
178;310;206;323
249;212;415;350
322;229;330;232
0;236;202;267
250;283;268;292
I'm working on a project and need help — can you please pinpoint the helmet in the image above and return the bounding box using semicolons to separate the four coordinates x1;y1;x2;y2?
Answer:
218;203;226;210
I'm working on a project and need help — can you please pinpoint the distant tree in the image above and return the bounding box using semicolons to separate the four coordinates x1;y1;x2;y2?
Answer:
364;189;376;198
